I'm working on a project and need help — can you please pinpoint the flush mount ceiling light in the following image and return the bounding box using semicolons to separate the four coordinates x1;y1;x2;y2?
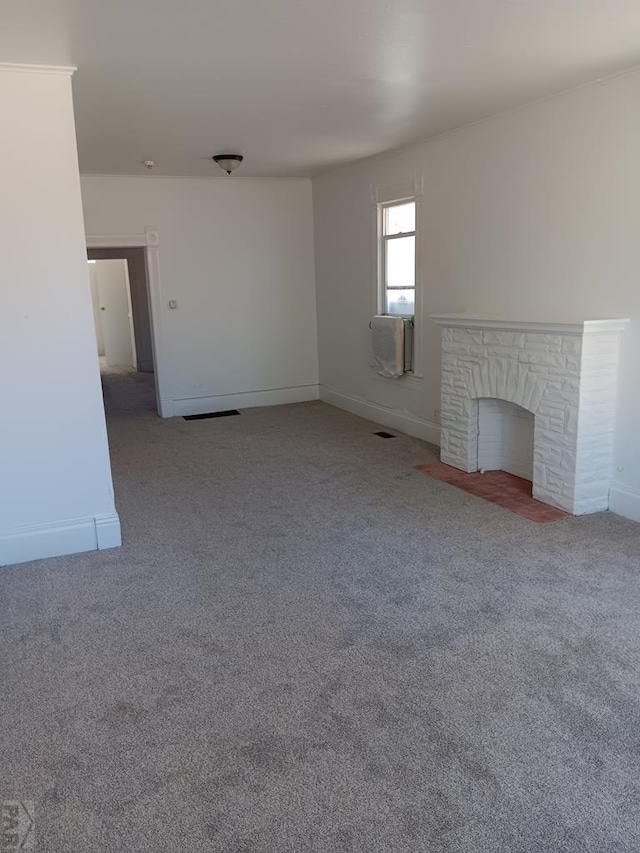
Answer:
212;154;243;175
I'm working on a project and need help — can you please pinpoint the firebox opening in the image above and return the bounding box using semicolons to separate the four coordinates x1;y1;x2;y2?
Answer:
477;398;534;482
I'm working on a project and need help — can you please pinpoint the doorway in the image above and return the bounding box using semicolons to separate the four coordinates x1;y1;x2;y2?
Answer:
87;247;158;414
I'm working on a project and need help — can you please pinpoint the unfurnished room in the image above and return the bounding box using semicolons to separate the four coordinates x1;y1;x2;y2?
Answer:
1;2;640;851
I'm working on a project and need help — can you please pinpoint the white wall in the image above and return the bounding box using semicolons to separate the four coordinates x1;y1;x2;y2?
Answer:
313;68;640;521
80;175;319;417
0;65;120;566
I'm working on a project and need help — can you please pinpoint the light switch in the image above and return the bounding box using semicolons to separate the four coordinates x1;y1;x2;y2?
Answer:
168;300;178;309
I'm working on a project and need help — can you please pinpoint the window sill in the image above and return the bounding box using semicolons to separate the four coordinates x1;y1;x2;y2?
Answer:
369;369;423;388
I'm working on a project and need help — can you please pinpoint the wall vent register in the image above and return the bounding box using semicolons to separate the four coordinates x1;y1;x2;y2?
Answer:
183;410;240;421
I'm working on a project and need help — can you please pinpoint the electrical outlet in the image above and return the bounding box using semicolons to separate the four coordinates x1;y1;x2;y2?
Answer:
433;408;441;423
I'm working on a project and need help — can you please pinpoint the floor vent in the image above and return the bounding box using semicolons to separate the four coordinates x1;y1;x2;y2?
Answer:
183;410;241;421
374;431;396;439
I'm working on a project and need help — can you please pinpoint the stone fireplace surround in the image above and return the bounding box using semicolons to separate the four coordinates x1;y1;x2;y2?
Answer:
432;314;629;515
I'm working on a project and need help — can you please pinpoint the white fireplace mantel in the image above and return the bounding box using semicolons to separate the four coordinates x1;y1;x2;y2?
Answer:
432;313;629;337
432;313;629;515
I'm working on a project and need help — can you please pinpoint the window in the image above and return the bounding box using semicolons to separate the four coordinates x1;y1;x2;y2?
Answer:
380;200;416;316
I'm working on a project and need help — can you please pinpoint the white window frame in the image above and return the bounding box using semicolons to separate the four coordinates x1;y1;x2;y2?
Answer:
372;194;422;379
370;176;424;381
378;198;417;318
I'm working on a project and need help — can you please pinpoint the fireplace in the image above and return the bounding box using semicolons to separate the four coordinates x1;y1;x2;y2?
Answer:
432;315;628;515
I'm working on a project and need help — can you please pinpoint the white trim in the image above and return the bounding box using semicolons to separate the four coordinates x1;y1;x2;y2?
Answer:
609;481;640;523
80;173;310;183
95;513;123;549
0;513;121;568
583;320;631;335
320;385;440;445
0;63;76;76
369;173;425;205
432;313;630;336
379;199;417;315
165;384;320;418
368;369;423;390
145;227;160;246
411;195;423;375
372;191;423;376
86;233;149;248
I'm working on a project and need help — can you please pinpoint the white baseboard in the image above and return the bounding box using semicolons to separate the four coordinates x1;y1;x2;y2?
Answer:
609;481;640;523
0;512;121;567
162;384;319;418
320;385;441;445
94;513;123;549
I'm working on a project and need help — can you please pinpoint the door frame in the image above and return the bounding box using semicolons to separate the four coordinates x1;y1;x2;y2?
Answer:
86;228;168;417
88;248;151;372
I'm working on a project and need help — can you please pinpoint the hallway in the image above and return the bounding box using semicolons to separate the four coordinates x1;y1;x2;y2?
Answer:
99;364;157;417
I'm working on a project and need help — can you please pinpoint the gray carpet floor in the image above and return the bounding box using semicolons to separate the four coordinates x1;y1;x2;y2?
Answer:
2;369;640;852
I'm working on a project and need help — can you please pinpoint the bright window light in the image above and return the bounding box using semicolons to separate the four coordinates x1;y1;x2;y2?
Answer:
380;199;416;316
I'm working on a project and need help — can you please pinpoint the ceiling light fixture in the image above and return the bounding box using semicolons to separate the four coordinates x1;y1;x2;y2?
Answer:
212;154;243;175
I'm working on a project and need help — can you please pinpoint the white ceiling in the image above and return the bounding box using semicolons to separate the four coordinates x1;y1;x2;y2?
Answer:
2;0;640;177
